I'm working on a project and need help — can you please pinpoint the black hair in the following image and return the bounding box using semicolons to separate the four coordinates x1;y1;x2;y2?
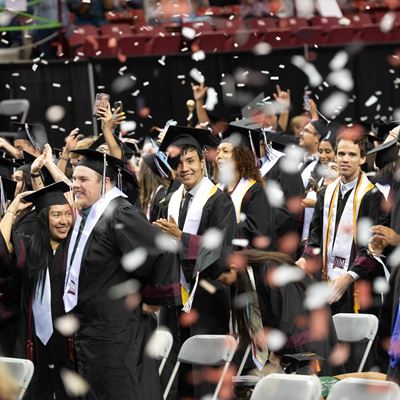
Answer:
180;144;203;161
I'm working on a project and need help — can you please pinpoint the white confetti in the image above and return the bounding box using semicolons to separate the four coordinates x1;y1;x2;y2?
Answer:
321;92;348;118
112;75;136;94
205;87;218;111
199;279;217;294
252;42;272;56
67;96;72;102
52;83;61;88
266;329;287;351
202;228;223;250
84;121;92;125
120;120;136;132
280;145;305;174
388;246;400;268
365;95;378;107
232;238;249;247
327;69;353;92
264;180;284;208
54;314;80;336
234;292;253;309
304;282;331;310
357;217;373;246
32;64;38;72
46;105;65;123
239;213;247;222
373;276;389;295
329;51;349;71
182;26;196;40
291;55;323;87
19;86;26;91
145;327;172;359
269;265;305;287
155;232;180;253
60;369;90;397
270;76;279;81
217;159;235;186
121;247;147;272
380;12;396;33
108;279;140;299
192;50;206;62
189;68;205;84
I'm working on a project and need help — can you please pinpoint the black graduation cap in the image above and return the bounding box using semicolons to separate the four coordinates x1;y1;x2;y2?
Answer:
17;151;55;186
367;130;400;169
0;176;17;204
89;134;135;159
9;122;48;150
158;125;219;153
241;92;265;118
0;157;19;179
281;352;325;374
142;153;171;179
222;123;261;158
23;181;71;213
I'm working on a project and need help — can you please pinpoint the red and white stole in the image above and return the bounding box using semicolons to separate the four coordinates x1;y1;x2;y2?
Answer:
322;173;374;280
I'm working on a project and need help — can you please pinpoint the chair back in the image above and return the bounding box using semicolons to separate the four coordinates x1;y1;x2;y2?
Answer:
0;357;34;400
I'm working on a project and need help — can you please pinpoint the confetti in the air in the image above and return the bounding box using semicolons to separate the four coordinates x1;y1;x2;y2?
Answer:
264;180;284;208
46;105;65;123
252;42;272;56
108;279;141;300
111;74;136;94
266;329;287;351
291;55;323;87
145;327;172;359
280;145;304;174
155;232;181;253
304;282;331;310
54;314;80;336
380;12;396;33
192;50;206;62
199;279;217;294
268;265;305;287
205;87;218;111
121;247;148;272
232;238;249;247
202;227;223;250
218;159;235;186
329;51;349;71
60;369;90;397
374;276;389;295
357;217;373;246
321;92;348;118
189;68;205;84
365;95;378;107
182;26;196;40
327;69;354;92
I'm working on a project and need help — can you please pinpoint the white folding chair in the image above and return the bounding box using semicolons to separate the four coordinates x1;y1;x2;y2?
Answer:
0;356;34;400
163;334;238;400
0;99;30;123
250;373;322;400
327;377;400;400
332;313;379;372
154;329;174;375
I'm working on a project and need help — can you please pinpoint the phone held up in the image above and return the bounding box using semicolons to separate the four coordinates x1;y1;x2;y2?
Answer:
93;93;110;117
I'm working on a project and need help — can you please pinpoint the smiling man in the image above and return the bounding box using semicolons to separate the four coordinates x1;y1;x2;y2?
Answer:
297;131;385;315
154;126;237;398
63;149;180;400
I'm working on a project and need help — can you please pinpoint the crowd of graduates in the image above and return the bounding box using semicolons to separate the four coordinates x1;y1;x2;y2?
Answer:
0;83;400;400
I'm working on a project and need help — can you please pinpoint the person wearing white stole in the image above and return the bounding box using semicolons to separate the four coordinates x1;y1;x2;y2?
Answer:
0;182;75;400
62;149;180;400
154;128;237;398
297;135;384;315
215;131;275;249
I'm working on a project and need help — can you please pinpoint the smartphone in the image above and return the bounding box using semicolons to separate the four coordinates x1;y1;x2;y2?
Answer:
113;100;123;113
303;92;311;112
93;93;110;117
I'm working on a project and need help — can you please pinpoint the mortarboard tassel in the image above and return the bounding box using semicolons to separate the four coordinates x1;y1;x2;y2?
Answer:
0;177;6;215
24;123;39;150
117;168;122;191
248;131;258;167
101;152;107;197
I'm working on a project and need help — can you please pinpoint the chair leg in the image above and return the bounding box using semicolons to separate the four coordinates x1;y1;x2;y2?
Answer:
358;339;373;373
159;358;167;375
237;345;251;377
212;361;230;400
163;361;180;400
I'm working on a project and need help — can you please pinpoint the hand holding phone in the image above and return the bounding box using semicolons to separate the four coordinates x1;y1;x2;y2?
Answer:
93;93;110;117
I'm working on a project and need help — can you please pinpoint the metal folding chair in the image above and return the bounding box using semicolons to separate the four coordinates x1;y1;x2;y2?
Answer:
0;357;34;400
0;99;30;123
163;334;237;400
332;313;379;372
327;377;400;400
250;373;322;400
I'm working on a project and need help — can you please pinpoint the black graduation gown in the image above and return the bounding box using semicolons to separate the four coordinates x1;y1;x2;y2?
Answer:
72;196;180;400
263;158;304;238
149;186;167;223
252;262;342;376
238;182;276;249
303;186;385;314
0;234;75;400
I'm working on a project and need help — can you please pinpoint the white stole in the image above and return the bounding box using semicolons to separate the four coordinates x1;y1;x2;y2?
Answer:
229;178;256;223
260;149;284;178
301;159;318;188
322;174;374;280
168;177;217;312
63;187;127;313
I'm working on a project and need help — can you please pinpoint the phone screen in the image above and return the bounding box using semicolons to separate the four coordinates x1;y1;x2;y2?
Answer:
93;93;110;117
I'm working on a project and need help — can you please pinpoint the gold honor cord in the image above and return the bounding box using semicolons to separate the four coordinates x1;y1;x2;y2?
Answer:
0;1;62;32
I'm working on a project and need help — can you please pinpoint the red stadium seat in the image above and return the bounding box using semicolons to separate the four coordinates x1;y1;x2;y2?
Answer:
119;34;152;56
326;26;358;45
359;24;392;42
182;20;214;32
249;17;278;31
149;33;182;55
68;25;98;48
83;36;119;57
343;13;373;27
228;30;264;51
278;17;309;32
296;27;326;46
192;31;228;52
99;24;133;37
310;16;341;32
214;17;246;33
265;28;295;47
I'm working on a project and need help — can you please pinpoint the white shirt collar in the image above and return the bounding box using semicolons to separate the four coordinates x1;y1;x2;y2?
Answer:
340;176;358;197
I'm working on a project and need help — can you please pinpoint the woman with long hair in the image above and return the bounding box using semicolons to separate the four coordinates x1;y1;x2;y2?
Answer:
218;249;340;376
215;135;275;249
0;182;75;400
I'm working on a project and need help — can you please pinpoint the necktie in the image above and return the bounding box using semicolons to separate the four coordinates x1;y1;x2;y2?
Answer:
32;268;53;345
178;192;192;231
63;210;89;312
389;300;400;368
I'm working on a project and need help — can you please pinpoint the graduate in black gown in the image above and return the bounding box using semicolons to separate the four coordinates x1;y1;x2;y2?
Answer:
0;182;76;400
63;149;180;400
214;127;275;249
153;126;237;398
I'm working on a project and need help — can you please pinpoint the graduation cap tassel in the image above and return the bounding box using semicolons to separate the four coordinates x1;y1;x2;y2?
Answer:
202;150;209;179
101;152;107;198
117;168;122;191
24;123;39;150
0;177;6;215
248;131;258;167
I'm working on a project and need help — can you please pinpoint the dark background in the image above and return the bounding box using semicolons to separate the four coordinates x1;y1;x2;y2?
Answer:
1;42;400;148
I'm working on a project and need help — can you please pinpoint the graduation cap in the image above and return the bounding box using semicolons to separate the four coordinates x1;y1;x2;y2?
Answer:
281;352;324;374
23;181;71;214
367;130;400;169
9;122;48;150
222;123;261;159
89;134;136;159
0;176;17;213
16;151;55;186
0;157;19;179
158;125;219;153
241;92;265;118
142;153;172;179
